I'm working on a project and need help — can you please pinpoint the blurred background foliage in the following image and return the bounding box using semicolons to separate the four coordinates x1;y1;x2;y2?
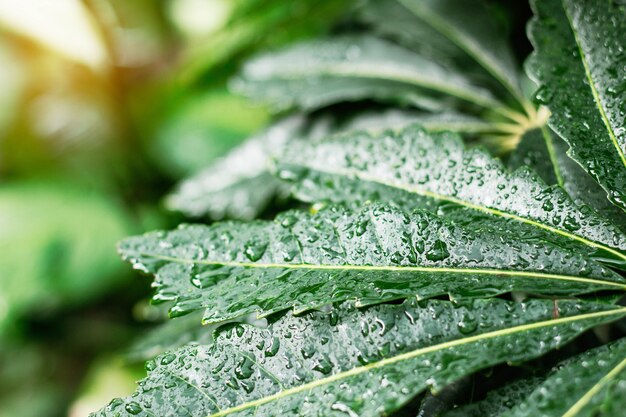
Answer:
0;0;348;415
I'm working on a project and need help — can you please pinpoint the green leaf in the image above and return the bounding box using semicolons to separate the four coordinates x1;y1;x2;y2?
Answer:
274;125;626;267
165;116;306;220
509;128;626;231
232;36;511;116
0;181;133;333
92;298;626;417
504;337;626;417
443;376;543;417
358;0;530;114
125;311;213;363
119;203;624;324
343;110;495;136
526;0;626;212
166;111;494;220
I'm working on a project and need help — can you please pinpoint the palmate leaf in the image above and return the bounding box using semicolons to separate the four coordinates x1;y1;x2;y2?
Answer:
93;298;626;417
232;35;514;117
526;0;626;212
509;128;626;231
120;203;624;324
504;337;626;417
274;125;626;267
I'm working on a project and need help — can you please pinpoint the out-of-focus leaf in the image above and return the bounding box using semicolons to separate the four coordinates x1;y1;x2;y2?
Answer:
119;203;624;324
0;181;134;333
443;377;543;417
356;0;529;114
125;311;213;363
526;0;626;211
93;299;626;417
275;125;626;267
152;91;268;178
165;115;307;220
181;0;350;84
233;36;508;115
504;337;626;417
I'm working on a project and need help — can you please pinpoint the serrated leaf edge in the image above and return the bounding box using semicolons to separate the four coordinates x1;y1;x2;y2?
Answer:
206;307;626;417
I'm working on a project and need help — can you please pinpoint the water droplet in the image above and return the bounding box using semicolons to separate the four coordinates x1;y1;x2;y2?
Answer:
244;239;268;262
125;401;142;415
160;353;176;365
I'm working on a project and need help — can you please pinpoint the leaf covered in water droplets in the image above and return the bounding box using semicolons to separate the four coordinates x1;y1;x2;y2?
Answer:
526;0;626;212
274;125;626;268
232;35;504;114
509;128;626;232
503;336;626;417
356;0;526;110
119;203;624;324
165;116;306;220
92;298;626;417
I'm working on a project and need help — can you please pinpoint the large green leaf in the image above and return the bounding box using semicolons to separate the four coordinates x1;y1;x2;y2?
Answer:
274;125;626;267
120;203;624;324
526;0;626;212
232;36;515;117
92;298;626;417
167;112;495;220
358;0;530;114
509;128;626;231
504;337;626;417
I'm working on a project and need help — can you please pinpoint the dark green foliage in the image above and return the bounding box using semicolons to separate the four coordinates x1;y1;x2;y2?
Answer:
94;0;626;416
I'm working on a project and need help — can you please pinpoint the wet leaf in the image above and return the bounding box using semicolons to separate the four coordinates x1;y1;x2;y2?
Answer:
357;0;528;113
504;337;626;417
526;0;626;212
92;298;626;417
232;35;507;115
443;376;543;417
119;203;624;324
509;128;626;231
165;116;306;220
275;125;626;268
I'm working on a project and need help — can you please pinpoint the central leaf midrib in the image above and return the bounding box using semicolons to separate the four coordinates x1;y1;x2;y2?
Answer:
286;163;626;262
135;253;626;289
561;355;626;417
205;307;626;417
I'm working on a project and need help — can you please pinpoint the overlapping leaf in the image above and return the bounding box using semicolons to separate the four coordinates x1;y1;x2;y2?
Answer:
504;337;626;417
275;125;626;267
509;128;626;231
527;0;626;212
120;203;624;324
444;376;543;417
166;116;306;220
167;112;495;220
232;35;508;115
357;0;528;113
93;298;626;417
